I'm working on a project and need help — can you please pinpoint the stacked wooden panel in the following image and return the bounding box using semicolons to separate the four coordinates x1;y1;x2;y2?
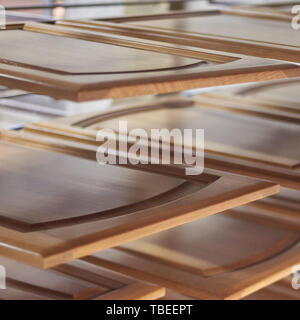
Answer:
0;123;278;268
1;9;300;100
0;5;299;299
19;79;298;300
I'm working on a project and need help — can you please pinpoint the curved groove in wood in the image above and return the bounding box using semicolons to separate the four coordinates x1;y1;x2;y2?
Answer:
0;181;210;232
117;232;299;277
225;237;300;273
116;237;300;277
218;236;300;275
0;58;206;76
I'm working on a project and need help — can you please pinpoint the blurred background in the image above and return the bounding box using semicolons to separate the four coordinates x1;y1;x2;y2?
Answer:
2;0;216;19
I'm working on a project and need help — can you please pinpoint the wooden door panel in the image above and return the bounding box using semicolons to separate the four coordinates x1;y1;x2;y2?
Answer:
0;126;279;269
78;99;300;167
36;97;300;189
85;207;300;300
0;21;299;101
114;213;298;277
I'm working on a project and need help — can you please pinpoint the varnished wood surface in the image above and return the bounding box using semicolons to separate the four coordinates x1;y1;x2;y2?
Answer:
191;80;300;189
0;126;279;269
242;188;300;232
39;97;300;189
0;141;185;232
0;256;165;300
90;8;300;63
0;21;299;101
84;205;300;300
0;29;200;75
30;98;299;300
82;98;300;167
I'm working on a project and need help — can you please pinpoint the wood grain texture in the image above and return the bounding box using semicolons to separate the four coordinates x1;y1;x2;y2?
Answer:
37;97;300;189
0;21;299;101
0;256;165;300
91;8;300;63
0;128;278;269
83;205;300;300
